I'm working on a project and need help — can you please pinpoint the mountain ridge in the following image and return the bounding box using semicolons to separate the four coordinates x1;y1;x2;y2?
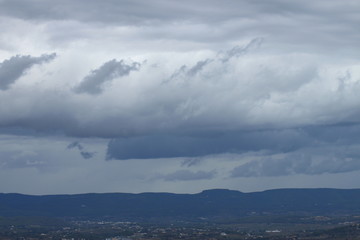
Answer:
1;188;360;221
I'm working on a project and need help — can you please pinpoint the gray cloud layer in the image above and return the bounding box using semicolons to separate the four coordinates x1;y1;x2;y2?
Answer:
106;128;310;160
107;123;360;177
1;1;358;26
106;123;360;160
1;0;360;181
1;0;359;53
74;59;141;95
0;53;56;90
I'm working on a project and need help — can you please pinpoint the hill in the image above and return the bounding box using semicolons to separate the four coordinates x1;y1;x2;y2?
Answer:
1;188;360;221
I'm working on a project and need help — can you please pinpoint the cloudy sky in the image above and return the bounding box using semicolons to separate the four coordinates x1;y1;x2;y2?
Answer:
1;0;360;195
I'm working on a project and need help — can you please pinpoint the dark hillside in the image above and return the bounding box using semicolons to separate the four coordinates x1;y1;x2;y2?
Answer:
1;188;360;221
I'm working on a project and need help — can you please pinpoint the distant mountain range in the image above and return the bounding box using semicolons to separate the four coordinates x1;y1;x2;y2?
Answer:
1;188;360;221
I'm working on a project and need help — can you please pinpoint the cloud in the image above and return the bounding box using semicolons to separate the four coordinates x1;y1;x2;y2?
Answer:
67;141;96;159
106;129;312;160
67;141;84;150
168;38;262;81
169;59;213;81
0;0;270;25
0;1;359;169
74;59;141;94
159;169;217;181
0;150;43;169
230;145;360;178
226;123;360;177
80;151;96;159
0;42;358;143
220;38;263;62
181;158;203;167
107;123;360;176
1;0;360;194
1;0;359;54
0;53;56;90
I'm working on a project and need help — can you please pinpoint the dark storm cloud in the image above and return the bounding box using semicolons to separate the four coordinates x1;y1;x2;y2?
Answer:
160;170;217;181
74;59;141;95
0;53;56;90
106;129;312;160
107;123;360;177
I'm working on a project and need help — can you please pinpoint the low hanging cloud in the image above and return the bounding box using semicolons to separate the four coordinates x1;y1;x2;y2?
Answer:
74;59;141;94
0;53;56;90
106;123;360;176
159;169;217;181
106;129;311;160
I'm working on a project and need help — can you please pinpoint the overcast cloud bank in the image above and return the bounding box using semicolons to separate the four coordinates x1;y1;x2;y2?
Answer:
0;0;360;193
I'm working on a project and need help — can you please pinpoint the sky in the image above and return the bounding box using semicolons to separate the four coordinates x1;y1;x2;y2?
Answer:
1;0;360;195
